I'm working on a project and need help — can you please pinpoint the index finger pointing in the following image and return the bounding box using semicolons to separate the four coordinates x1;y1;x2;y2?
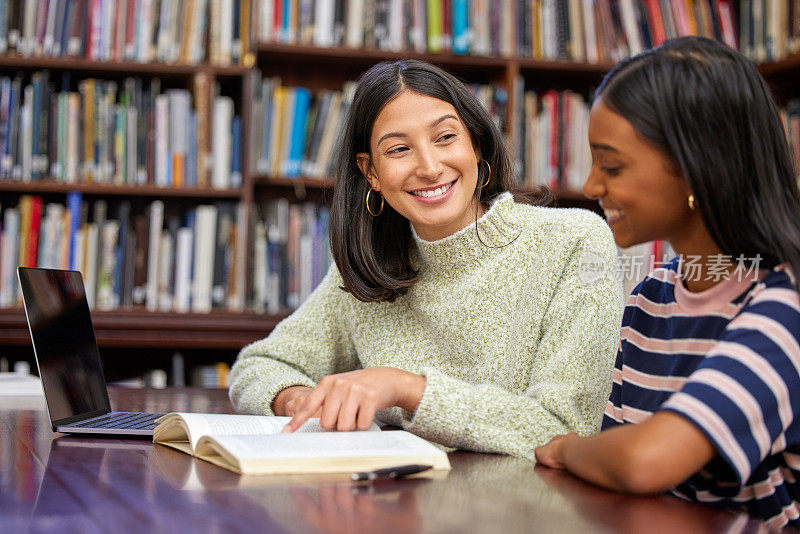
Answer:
282;389;325;433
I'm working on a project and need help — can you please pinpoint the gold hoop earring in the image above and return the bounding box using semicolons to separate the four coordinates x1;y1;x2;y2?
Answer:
688;194;697;211
478;160;492;188
366;188;384;217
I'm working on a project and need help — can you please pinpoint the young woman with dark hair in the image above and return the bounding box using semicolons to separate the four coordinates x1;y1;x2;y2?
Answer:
535;37;800;528
229;60;621;458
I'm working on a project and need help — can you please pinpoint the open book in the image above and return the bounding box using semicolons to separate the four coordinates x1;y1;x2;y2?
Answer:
153;412;451;476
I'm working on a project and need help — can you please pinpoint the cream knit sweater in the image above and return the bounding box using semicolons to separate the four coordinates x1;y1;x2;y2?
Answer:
229;193;622;460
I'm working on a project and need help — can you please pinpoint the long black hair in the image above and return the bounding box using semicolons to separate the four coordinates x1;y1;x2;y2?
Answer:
330;59;549;303
597;36;800;289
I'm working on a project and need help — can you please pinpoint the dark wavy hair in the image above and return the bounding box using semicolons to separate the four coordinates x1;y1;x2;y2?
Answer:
597;36;800;289
330;59;549;303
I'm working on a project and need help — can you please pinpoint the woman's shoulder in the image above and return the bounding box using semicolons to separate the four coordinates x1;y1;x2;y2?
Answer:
512;202;613;249
514;202;609;232
746;265;800;312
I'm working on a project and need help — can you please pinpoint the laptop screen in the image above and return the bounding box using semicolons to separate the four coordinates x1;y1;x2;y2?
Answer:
17;268;111;425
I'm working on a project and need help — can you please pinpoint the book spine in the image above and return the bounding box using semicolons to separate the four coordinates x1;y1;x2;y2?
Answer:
174;225;193;312
284;87;310;178
452;0;468;53
212;95;233;188
230;115;241;187
145;199;163;311
426;0;443;52
0;208;20;306
191;204;216;313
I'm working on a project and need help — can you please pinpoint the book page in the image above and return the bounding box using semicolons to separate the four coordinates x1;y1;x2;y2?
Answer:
209;431;442;460
174;413;378;450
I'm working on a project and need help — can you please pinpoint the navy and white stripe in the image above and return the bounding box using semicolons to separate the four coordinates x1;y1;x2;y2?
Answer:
603;258;800;529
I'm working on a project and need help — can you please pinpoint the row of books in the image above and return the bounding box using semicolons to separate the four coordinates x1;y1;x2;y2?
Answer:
0;193;332;314
0;0;252;66
517;88;590;191
111;361;231;388
248;74;507;181
740;0;800;62
7;1;800;68
0;71;241;189
248;74;356;179
517;90;800;192
0;194;248;313
252;198;332;313
255;0;737;63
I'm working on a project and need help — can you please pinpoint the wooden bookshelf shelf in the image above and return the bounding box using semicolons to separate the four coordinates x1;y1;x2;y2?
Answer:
757;54;800;76
0;54;245;77
0;181;242;198
0;308;287;349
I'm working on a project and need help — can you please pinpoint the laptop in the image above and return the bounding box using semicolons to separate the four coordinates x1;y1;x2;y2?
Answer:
17;267;164;436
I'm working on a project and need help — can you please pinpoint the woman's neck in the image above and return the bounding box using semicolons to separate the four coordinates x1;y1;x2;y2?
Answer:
670;227;732;293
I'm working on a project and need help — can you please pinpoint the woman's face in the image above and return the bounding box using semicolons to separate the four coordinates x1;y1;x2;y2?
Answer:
357;90;484;242
583;100;699;251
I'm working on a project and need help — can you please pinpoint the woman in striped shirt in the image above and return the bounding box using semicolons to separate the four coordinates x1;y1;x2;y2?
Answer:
534;36;800;529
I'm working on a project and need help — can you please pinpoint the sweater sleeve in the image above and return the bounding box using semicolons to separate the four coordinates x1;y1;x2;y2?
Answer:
402;218;622;460
228;267;360;415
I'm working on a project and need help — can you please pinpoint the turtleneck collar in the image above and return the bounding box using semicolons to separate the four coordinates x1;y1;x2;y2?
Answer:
410;192;520;272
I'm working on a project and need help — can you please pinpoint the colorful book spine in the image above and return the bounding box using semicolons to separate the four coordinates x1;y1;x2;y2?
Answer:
452;0;469;53
283;87;310;177
67;191;82;270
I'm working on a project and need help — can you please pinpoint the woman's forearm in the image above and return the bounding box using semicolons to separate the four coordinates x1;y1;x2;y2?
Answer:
558;412;717;494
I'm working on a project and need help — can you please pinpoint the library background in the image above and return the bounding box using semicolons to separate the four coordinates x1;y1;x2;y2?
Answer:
0;0;797;387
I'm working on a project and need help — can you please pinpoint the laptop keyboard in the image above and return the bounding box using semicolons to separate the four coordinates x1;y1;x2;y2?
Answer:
72;412;164;430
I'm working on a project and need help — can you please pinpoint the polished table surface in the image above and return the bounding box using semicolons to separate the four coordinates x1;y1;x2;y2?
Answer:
0;386;780;533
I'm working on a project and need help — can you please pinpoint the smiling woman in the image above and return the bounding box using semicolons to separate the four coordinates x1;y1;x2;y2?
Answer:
356;92;484;242
228;60;623;460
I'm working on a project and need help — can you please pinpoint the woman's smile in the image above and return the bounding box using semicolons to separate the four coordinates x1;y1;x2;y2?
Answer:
408;179;458;202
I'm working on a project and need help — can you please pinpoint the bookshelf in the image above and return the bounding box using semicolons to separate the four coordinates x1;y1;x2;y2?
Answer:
1;0;799;385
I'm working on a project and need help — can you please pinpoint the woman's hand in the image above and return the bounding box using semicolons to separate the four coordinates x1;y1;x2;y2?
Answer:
534;433;579;469
273;385;316;416
281;367;426;433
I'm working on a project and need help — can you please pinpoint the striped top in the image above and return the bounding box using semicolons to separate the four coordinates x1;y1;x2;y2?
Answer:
602;258;800;529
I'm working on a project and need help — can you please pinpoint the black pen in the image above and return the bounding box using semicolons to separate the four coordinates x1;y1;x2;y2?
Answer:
351;464;433;481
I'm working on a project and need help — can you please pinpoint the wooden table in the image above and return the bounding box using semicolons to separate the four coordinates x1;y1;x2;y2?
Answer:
0;387;775;533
